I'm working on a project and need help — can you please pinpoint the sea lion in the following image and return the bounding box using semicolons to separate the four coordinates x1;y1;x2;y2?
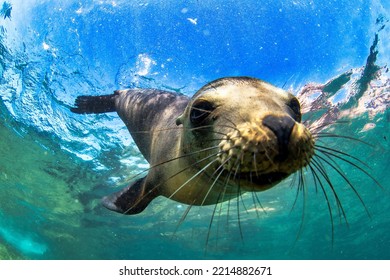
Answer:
71;77;314;215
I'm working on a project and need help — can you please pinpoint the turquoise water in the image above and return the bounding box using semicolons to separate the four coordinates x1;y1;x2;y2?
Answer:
0;0;389;260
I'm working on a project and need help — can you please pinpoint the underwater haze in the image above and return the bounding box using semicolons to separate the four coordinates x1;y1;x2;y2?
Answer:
0;0;389;260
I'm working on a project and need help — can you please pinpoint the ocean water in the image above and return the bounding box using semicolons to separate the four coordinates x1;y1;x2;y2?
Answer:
0;0;389;260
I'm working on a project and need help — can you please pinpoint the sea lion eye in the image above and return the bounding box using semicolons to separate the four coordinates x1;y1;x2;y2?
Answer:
287;97;301;122
190;100;215;126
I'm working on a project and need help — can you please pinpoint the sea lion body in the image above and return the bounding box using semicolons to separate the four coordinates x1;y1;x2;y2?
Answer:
71;77;314;214
112;89;213;206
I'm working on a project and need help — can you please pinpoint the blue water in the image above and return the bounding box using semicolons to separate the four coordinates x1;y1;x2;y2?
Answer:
0;0;389;259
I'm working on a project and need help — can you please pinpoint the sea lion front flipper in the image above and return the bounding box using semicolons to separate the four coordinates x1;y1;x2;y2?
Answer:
102;177;157;215
70;92;118;114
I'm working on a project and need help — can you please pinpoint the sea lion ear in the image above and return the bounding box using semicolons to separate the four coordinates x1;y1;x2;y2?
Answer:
176;114;184;126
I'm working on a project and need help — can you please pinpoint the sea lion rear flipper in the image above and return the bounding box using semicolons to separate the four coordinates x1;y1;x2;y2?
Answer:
102;177;157;215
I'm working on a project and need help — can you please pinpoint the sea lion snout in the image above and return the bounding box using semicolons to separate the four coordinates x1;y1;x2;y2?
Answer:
262;114;296;161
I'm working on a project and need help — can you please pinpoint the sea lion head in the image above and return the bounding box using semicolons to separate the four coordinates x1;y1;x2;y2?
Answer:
176;77;314;196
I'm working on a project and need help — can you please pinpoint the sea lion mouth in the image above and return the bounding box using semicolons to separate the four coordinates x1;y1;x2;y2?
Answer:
230;171;289;191
243;171;289;186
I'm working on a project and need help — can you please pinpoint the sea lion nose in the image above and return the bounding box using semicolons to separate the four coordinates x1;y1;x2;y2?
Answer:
262;115;295;161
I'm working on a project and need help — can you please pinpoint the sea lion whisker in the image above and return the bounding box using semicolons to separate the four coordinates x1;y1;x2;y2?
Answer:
248;166;268;217
213;121;239;131
220;158;238;229
117;146;218;188
308;164;335;245
232;151;245;181
176;160;230;243
168;158;220;200
260;141;278;165
217;113;238;126
216;116;240;132
198;138;226;143
312;133;373;147
315;148;345;176
236;173;245;242
185;124;230;137
123;152;220;214
129;127;186;134
314;145;370;169
290;169;308;250
212;130;231;137
253;192;267;217
119;145;220;186
190;153;235;248
194;105;238;130
129;124;230;136
205;192;223;252
314;154;371;218
200;155;234;206
234;160;256;217
151;145;219;170
315;146;362;171
200;163;228;206
249;192;261;218
290;168;305;213
315;147;382;188
213;174;232;248
214;168;240;249
247;171;263;218
205;169;235;251
225;197;232;229
310;158;348;225
173;202;195;237
289;172;298;190
128;125;212;134
189;124;233;136
210;168;233;244
300;169;306;192
252;153;260;177
213;202;224;250
175;160;228;244
179;140;220;153
311;158;344;211
219;156;243;240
